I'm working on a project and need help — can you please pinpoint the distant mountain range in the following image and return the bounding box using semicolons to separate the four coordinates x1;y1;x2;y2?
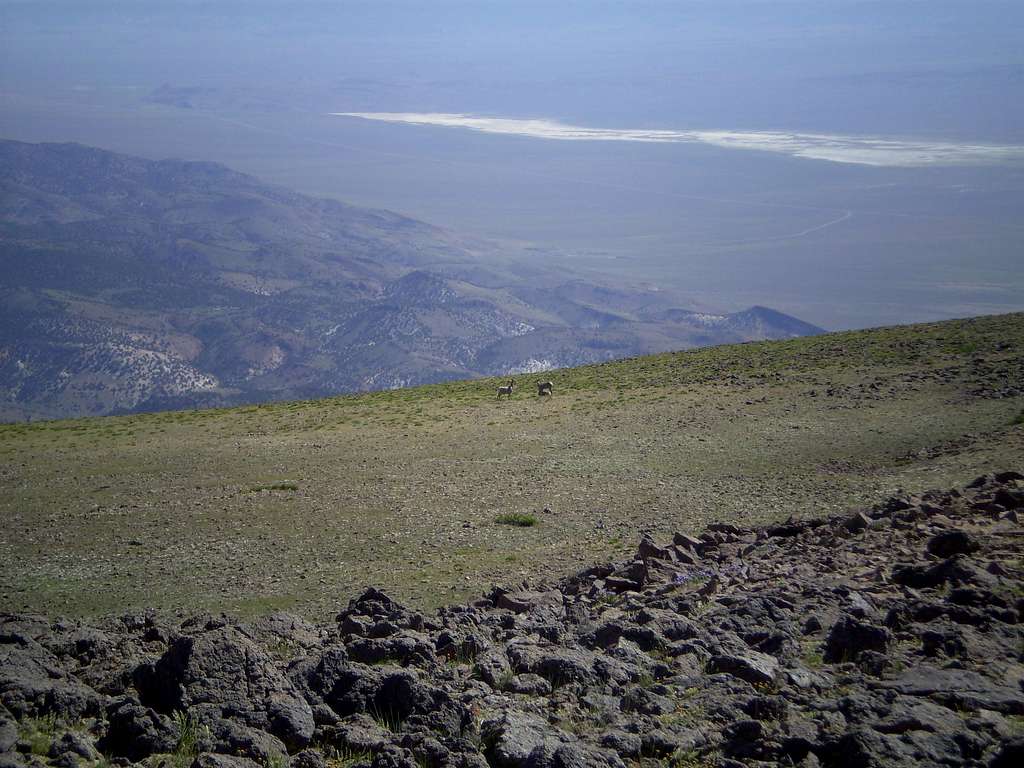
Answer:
0;139;823;420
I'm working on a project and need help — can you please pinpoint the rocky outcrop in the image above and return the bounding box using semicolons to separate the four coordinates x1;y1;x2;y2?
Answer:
2;472;1023;767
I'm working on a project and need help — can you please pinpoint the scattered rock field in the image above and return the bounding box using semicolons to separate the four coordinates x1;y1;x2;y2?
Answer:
3;472;1024;768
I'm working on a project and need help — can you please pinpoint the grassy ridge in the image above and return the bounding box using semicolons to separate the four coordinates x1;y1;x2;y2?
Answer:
1;312;1022;619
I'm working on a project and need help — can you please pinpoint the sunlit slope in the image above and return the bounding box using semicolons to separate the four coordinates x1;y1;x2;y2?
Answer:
1;312;1022;619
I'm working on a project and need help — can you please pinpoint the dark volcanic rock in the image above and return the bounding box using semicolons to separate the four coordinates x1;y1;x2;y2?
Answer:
480;710;567;767
96;699;178;761
0;626;105;721
891;554;997;590
134;626;314;751
926;530;980;558
1;474;1023;767
191;755;262;768
0;719;16;753
876;666;1024;714
823;615;893;663
991;738;1024;768
707;651;779;685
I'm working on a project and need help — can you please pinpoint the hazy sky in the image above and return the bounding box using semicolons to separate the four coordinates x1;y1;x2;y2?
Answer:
4;1;1023;138
2;1;1023;329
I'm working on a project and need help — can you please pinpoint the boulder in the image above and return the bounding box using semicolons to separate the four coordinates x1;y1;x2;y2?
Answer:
504;674;552;696
191;755;263;768
472;650;512;689
875;666;1024;714
707;651;779;685
635;608;698;642
322;714;390;752
480;711;566;768
96;699;178;761
599;731;641;759
823;616;893;663
206;718;288;764
0;632;104;720
816;728;899;768
926;531;980;559
495;590;563;617
48;732;97;761
637;537;673;562
506;644;594;687
309;665;466;738
722;719;772;760
672;533;705;554
0;718;17;753
344;632;436;667
336;589;425;633
892;555;998;590
620;686;674;716
289;750;327;768
134;626;314;751
243;612;324;651
990;737;1024;768
639;729;703;758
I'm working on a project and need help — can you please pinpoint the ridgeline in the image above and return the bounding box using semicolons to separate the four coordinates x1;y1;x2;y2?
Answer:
1;312;1022;619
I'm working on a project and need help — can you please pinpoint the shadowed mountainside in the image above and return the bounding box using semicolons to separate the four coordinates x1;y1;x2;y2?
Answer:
0;139;822;421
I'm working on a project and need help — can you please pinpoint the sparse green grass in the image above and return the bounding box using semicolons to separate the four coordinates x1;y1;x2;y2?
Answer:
249;482;299;492
1;313;1023;619
171;711;209;768
554;707;593;735
326;747;374;768
1013;409;1024;426
266;638;298;659
803;649;825;669
658;703;707;729
635;671;655;688
495;512;538;527
368;705;405;733
444;645;478;666
801;639;825;670
668;748;718;768
496;670;516;691
19;714;58;756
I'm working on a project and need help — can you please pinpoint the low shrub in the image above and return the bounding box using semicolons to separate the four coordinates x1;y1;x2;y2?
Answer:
495;512;538;527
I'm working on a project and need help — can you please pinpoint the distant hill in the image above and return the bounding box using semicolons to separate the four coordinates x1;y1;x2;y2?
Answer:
0;139;824;420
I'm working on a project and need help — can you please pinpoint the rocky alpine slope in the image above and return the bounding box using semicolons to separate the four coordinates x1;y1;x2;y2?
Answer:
2;473;1024;768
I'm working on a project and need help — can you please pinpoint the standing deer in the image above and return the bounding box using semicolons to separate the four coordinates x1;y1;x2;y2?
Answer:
497;379;515;398
537;380;553;396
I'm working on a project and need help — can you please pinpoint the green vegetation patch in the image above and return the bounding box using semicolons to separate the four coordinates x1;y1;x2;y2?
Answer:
18;714;58;757
495;512;538;527
171;711;209;768
249;482;299;492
